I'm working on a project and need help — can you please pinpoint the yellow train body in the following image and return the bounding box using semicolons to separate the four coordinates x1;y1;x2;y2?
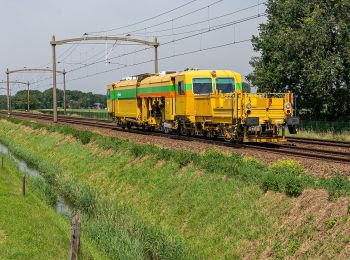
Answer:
107;70;298;142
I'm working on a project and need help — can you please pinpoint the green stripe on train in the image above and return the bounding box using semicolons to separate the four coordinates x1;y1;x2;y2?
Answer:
107;83;241;100
108;84;191;100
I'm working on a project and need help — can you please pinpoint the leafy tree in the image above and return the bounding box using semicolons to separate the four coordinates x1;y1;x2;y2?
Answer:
0;95;7;110
242;82;251;93
248;0;350;120
0;88;106;110
12;90;28;110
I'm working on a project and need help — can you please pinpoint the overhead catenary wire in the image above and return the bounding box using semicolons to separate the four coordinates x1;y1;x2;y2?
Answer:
58;45;109;69
1;3;268;99
76;3;267;67
29;11;265;87
33;2;266;86
33;45;153;85
34;41;121;83
47;12;264;78
37;38;250;86
87;0;200;35
163;13;265;46
30;35;85;73
126;2;266;38
23;36;84;86
108;0;225;37
74;13;266;71
57;41;82;63
22;2;267;92
33;2;267;90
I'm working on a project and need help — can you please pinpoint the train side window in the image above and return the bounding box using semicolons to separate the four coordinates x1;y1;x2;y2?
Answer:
107;89;111;99
178;81;185;95
216;78;235;93
193;78;212;94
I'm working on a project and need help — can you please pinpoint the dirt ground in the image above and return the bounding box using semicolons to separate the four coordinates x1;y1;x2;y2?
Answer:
243;189;350;259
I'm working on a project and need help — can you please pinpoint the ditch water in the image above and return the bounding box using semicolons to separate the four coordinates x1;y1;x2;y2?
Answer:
0;143;72;215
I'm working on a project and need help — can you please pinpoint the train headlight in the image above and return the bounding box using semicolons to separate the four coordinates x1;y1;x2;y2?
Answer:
246;103;252;109
246;109;251;115
285;103;291;109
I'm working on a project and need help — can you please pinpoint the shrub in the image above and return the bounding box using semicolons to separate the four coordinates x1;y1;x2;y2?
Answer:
325;174;350;199
129;143;148;157
155;148;173;161
173;150;197;167
285;178;303;197
198;150;241;175
78;185;99;214
50;125;96;144
325;216;338;229
61;182;99;215
96;135;127;151
76;131;93;144
262;172;281;193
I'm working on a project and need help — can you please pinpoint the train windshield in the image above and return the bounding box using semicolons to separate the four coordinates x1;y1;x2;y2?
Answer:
216;78;235;93
192;78;213;94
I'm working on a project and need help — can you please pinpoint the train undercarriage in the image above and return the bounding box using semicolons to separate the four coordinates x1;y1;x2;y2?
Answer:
113;114;293;143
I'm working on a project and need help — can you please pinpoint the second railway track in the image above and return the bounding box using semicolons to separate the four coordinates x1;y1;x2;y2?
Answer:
2;111;350;164
287;136;350;149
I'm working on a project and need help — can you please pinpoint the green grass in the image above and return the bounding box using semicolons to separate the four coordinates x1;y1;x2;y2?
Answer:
287;129;350;142
0;116;349;258
36;108;111;120
0;157;101;259
38;108;107;113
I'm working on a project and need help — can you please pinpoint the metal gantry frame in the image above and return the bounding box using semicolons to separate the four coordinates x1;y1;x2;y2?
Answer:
6;68;66;116
50;35;159;122
0;80;29;112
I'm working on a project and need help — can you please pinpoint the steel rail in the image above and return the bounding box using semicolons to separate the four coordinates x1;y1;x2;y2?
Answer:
287;136;350;149
278;144;350;157
2;111;350;164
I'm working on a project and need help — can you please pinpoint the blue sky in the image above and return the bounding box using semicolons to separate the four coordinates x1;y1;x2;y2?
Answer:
0;0;266;94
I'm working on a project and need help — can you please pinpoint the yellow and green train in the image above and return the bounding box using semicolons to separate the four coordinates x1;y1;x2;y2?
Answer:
107;69;299;142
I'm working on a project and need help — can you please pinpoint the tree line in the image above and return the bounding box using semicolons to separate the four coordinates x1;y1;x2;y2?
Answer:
0;88;106;110
1;83;251;111
248;0;350;120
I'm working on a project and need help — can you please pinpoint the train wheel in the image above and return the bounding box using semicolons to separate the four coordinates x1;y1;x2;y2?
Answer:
163;127;170;134
224;130;232;142
207;131;214;139
179;125;188;136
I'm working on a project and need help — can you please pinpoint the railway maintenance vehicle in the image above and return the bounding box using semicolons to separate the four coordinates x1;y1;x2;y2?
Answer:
107;69;299;142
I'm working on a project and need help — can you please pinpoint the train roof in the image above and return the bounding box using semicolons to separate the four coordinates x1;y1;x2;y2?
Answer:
107;69;241;89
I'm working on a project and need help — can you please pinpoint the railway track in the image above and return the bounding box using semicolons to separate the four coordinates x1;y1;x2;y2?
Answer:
2;111;350;164
286;136;350;149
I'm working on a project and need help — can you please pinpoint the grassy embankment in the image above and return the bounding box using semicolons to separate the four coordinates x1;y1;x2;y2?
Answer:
0;116;350;258
0;153;105;259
